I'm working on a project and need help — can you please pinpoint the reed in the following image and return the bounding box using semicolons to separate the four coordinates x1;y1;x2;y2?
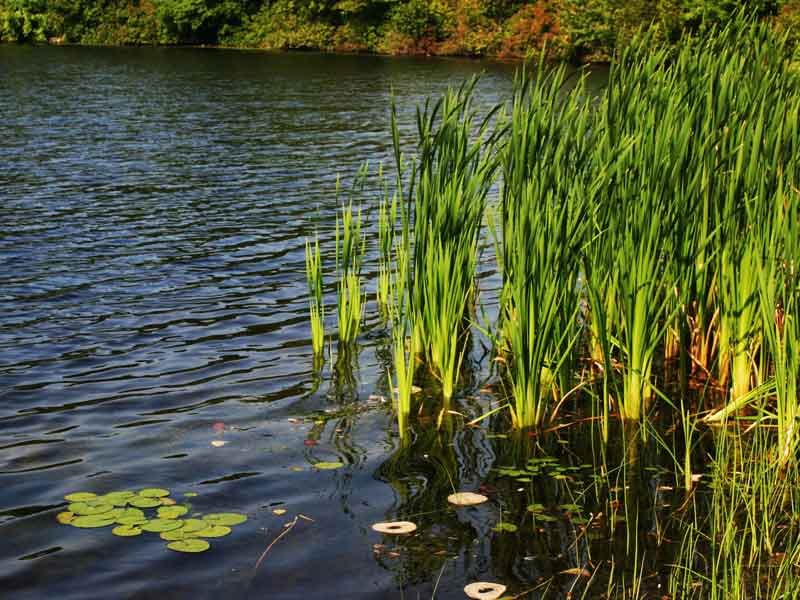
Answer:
335;197;365;344
304;235;325;358
404;78;500;402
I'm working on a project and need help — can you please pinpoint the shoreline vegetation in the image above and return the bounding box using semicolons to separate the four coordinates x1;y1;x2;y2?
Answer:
1;0;799;62
303;15;800;594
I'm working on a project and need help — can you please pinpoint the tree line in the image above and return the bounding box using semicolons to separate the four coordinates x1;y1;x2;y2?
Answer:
1;0;798;61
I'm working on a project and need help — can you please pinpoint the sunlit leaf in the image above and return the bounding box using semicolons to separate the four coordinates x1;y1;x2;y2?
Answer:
314;462;344;470
64;492;97;502
56;511;75;524
140;519;183;533
112;525;142;537
189;525;231;538
68;502;114;516
71;515;116;528
139;488;170;498
167;539;210;553
128;496;161;508
158;506;188;519
203;513;247;526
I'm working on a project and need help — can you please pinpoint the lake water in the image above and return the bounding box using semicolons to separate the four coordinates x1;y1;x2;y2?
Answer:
0;46;664;600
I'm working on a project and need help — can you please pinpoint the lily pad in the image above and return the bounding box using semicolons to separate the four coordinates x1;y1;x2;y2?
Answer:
112;525;142;537
64;492;97;502
203;513;247;526
314;462;344;470
100;491;136;506
158;506;188;519
526;503;545;513
189;525;231;538
492;522;518;533
129;496;161;508
167;539;210;553
181;519;207;533
464;582;507;600
68;502;114;516
56;511;75;524
71;515;116;528
140;519;183;533
160;497;177;506
160;529;190;541
183;492;198;498
447;492;488;507
372;521;417;535
139;488;170;498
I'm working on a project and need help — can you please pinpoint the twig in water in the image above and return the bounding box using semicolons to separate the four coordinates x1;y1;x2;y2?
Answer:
254;515;300;571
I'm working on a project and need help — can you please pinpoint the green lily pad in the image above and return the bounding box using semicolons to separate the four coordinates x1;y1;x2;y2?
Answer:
492;522;518;533
535;514;558;522
158;506;189;519
129;496;162;508
160;529;189;541
100;491;136;506
139;488;170;498
140;519;183;533
112;525;143;537
56;511;75;524
202;513;247;526
116;508;147;525
167;539;210;553
560;504;581;511
189;525;231;538
183;492;198;498
68;502;114;516
314;461;344;470
64;492;97;502
71;515;116;528
526;504;545;513
181;518;207;533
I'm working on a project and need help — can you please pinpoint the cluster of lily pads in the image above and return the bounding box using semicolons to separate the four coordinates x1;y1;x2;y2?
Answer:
494;457;591;483
57;488;247;553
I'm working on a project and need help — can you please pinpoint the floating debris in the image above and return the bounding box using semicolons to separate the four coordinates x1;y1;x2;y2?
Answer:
464;582;507;600
211;440;227;447
447;492;488;507
371;521;417;535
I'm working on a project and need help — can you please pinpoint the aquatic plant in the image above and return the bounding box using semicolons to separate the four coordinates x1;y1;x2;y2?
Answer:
403;77;500;402
305;235;325;358
335;193;366;344
57;488;247;553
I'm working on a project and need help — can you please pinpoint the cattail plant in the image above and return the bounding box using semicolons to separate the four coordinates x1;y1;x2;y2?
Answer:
305;236;325;358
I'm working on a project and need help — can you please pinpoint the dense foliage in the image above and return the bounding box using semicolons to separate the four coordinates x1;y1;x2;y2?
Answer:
1;0;798;60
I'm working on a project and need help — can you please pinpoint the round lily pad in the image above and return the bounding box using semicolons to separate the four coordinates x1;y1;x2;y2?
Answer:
189;525;231;538
100;491;136;506
372;521;417;534
158;506;188;519
139;488;170;498
464;582;507;600
64;492;97;502
160;529;189;541
447;492;488;507
140;519;183;533
167;539;210;553
112;525;142;537
71;515;116;528
68;502;114;516
129;496;161;508
56;511;75;524
160;497;177;506
314;462;344;470
492;522;518;533
202;513;247;526
181;519;207;533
